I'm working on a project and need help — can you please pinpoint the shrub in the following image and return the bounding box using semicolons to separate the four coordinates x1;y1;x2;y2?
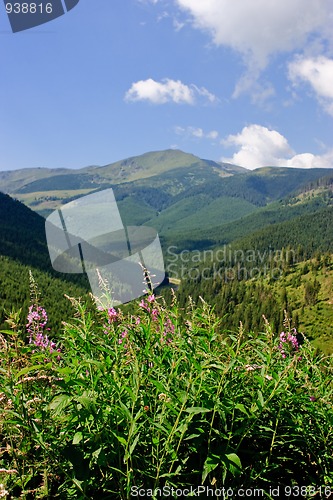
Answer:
0;278;332;498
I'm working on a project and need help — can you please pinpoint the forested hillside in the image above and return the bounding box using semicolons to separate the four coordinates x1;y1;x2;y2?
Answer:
0;193;90;331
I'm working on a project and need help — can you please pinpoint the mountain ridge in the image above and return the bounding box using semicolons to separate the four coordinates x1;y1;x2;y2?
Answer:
0;149;247;194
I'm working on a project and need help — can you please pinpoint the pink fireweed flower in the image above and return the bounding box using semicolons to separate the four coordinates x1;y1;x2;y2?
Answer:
278;328;300;358
103;307;119;335
140;293;156;306
26;305;48;332
159;317;175;344
27;304;60;358
151;309;159;321
118;329;128;345
163;318;175;336
107;307;118;323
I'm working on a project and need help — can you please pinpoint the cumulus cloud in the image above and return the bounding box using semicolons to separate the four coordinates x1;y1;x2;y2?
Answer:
175;0;332;70
286;152;333;169
125;78;217;105
222;124;333;169
222;125;293;168
288;56;333;116
174;0;333;99
175;125;219;140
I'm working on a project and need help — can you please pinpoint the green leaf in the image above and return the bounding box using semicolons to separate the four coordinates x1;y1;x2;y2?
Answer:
184;433;201;441
125;433;140;462
257;390;264;408
73;432;83;445
235;403;249;416
153;422;172;434
49;394;72;415
72;478;84;493
225;453;242;476
259;426;274;433
16;363;52;379
202;454;220;483
76;395;94;410
112;433;127;447
185;407;211;414
92;447;102;460
0;329;18;336
202;363;225;370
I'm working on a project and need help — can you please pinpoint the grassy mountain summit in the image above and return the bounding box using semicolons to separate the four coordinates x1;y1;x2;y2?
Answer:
82;149;247;182
0;149;247;218
0;149;246;196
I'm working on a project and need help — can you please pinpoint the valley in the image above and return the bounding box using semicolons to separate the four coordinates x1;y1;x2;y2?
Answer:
0;149;333;351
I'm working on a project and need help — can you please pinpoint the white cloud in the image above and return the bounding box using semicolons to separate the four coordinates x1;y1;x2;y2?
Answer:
222;125;293;168
288;56;333;116
190;127;204;138
173;18;185;31
125;78;217;104
175;125;219;140
222;124;333;169
157;11;169;22
175;0;332;70
233;79;276;109
192;85;217;103
286;152;333;169
207;130;219;140
174;0;333;99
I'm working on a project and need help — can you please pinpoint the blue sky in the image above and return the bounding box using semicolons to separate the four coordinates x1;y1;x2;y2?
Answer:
1;0;333;171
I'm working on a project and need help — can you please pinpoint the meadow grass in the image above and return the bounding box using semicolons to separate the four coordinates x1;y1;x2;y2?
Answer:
0;276;332;499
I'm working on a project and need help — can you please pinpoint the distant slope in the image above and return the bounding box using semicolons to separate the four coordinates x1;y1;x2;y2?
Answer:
146;196;258;234
158;168;333;249
0;166;74;193
87;164;333;241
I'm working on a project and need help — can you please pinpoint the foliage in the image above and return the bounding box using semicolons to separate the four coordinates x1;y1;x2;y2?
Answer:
174;251;333;352
0;277;332;499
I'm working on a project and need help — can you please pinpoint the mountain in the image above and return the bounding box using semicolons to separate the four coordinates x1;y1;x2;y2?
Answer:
0;149;246;210
1;150;332;249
